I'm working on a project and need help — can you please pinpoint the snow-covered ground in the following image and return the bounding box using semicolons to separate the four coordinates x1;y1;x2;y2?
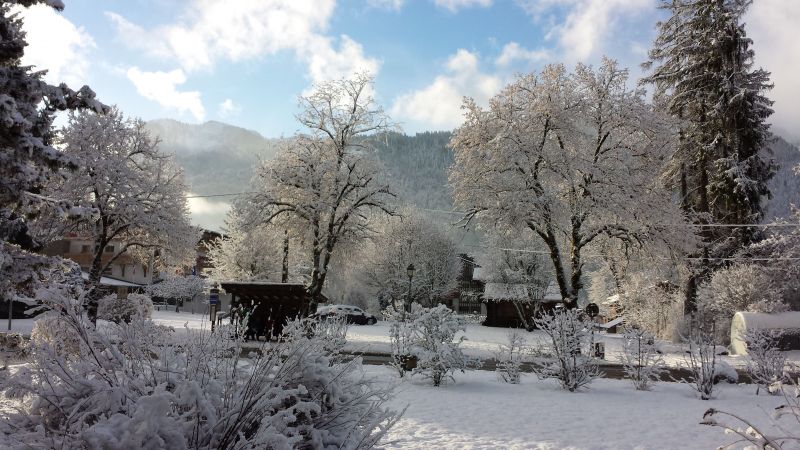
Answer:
3;311;797;449
371;366;789;449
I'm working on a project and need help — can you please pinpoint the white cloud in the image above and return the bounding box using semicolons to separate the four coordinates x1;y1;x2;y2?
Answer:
549;0;650;63
434;0;493;12
512;0;650;63
217;99;239;118
746;0;800;143
368;0;405;11
302;34;381;85
495;42;549;67
107;0;377;89
16;4;94;87
127;67;205;121
391;49;502;131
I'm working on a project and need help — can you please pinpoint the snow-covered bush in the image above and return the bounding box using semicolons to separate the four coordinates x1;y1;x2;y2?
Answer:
744;329;789;395
0;293;402;449
308;315;349;355
97;293;153;323
533;309;601;392
619;326;665;391
389;318;416;377
702;378;800;449
495;331;528;384
683;317;719;400
410;303;468;386
30;313;85;356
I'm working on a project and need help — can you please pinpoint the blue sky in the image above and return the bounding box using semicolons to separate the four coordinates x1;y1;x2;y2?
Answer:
17;0;800;140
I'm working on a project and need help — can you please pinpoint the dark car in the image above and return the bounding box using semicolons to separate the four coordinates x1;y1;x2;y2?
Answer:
313;304;377;325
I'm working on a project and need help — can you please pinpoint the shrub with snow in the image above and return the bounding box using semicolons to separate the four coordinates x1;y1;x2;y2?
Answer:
409;303;468;387
495;331;527;384
97;293;153;323
683;317;719;400
532;309;601;392
29;313;85;356
389;318;416;377
619;326;665;391
1;293;401;449
744;329;788;395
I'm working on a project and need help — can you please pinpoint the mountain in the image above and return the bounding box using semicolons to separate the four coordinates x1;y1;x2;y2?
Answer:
372;131;454;211
764;135;800;221
145;120;456;230
145;119;281;198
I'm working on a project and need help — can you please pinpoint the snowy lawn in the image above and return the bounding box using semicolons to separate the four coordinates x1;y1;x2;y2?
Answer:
373;366;790;449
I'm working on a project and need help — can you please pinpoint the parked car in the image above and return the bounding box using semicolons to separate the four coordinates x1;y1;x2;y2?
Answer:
313;304;378;325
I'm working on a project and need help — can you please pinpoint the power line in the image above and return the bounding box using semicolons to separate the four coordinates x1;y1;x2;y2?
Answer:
186;192;257;199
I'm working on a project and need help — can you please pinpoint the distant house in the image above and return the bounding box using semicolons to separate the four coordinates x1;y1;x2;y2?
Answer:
43;234;153;287
192;229;221;276
441;254;485;315
482;281;563;328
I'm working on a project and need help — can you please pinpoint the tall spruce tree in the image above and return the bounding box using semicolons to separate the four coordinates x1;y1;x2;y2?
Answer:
642;0;774;310
0;0;107;248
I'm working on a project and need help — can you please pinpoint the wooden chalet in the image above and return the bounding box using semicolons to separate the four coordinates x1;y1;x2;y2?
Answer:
483;281;563;328
219;282;325;339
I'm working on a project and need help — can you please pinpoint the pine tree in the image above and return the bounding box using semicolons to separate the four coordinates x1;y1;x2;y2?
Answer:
642;0;774;310
0;0;107;248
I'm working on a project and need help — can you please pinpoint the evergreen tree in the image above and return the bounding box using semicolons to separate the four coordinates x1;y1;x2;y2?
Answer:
0;0;107;248
642;0;774;309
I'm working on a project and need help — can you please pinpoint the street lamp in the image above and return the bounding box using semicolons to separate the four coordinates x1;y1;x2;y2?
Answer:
405;263;415;314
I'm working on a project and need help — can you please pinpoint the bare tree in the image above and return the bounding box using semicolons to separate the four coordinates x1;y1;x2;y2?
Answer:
450;59;694;308
247;74;396;311
46;109;196;322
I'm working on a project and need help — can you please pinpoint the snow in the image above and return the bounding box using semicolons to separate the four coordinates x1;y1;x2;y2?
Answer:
371;366;788;449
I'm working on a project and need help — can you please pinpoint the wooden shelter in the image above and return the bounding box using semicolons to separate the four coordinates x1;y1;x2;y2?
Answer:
482;282;562;328
219;282;324;339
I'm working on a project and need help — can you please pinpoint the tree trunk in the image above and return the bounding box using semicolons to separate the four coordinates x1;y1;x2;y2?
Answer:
281;230;289;283
86;240;106;324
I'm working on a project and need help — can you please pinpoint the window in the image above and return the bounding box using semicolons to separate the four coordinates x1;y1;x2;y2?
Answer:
105;245;115;253
81;245;91;254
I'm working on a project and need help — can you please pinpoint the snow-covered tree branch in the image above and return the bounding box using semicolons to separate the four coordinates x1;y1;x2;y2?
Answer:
246;74;397;310
44;108;196;322
450;59;692;308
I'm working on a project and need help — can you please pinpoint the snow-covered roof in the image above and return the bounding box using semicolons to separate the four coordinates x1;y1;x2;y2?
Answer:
81;272;145;288
483;281;562;303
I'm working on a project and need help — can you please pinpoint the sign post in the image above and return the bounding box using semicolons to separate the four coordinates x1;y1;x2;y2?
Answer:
209;288;219;332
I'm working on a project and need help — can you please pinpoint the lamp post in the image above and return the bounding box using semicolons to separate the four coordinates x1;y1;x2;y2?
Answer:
405;263;415;316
